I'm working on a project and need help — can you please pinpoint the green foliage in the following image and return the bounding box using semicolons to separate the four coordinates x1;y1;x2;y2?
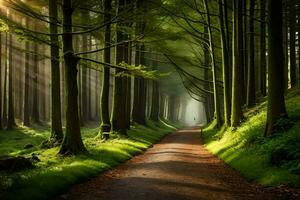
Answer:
0;122;173;200
203;86;300;186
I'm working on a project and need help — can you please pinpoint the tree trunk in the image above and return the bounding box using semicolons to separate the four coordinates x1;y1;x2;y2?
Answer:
150;80;159;122
231;0;244;127
7;34;15;130
59;0;86;155
23;20;30;126
111;0;127;135
203;0;222;127
0;33;2;130
246;0;256;107
218;0;231;126
32;34;40;123
265;0;288;136
3;33;8;125
289;4;296;87
99;0;112;133
49;0;63;141
260;0;267;96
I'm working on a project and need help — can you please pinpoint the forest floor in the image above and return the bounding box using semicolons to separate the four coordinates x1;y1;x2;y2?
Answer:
0;121;176;200
56;127;298;200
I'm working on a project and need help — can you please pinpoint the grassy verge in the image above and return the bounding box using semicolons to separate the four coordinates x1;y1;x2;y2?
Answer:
203;87;300;186
0;121;175;200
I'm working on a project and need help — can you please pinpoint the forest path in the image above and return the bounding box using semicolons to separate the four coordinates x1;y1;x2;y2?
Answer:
57;127;295;200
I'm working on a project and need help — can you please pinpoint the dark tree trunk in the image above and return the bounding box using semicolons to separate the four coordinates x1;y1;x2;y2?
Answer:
49;0;63;141
7;34;15;130
3;33;8;125
59;0;86;155
159;93;165;120
231;0;244;127
203;0;222;127
289;4;296;87
0;33;2;130
23;20;30;126
81;30;88;124
100;0;112;133
241;0;247;105
265;0;288;136
111;0;127;135
32;37;40;123
246;0;256;107
218;0;231;126
260;0;267;96
150;80;159;122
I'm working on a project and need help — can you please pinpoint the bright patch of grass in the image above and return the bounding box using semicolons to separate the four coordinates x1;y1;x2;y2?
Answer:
0;121;173;200
203;87;300;186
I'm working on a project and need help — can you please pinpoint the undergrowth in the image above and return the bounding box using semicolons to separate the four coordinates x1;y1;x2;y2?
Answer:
203;86;300;186
0;120;175;200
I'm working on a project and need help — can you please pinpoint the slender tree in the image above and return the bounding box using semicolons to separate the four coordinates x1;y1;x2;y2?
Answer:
246;0;256;107
260;0;267;96
289;3;296;87
218;0;231;126
265;0;288;136
111;0;128;135
203;0;222;127
99;0;112;133
0;33;2;130
49;0;63;142
231;0;244;127
7;33;15;130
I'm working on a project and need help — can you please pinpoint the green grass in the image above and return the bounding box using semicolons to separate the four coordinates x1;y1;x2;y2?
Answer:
203;87;300;186
0;120;175;200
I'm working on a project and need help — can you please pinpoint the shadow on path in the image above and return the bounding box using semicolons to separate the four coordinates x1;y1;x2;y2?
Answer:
57;127;296;200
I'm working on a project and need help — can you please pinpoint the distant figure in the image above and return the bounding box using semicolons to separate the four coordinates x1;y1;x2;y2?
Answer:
194;117;196;121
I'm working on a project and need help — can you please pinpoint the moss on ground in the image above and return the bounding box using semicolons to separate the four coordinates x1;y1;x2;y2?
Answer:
203;87;300;186
0;121;175;200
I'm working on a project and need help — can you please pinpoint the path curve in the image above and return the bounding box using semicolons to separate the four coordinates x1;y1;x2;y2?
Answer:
57;127;298;200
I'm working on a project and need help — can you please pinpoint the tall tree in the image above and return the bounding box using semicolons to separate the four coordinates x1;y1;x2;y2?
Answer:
100;0;112;133
289;3;296;87
7;34;15;130
260;0;267;96
218;0;231;126
59;0;86;155
3;33;8;125
111;0;128;135
231;0;244;127
265;0;288;136
246;0;256;107
0;33;2;130
49;0;63;142
23;19;30;126
203;0;222;127
32;33;40;123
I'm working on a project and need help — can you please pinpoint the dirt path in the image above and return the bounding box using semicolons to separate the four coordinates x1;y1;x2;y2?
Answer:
57;127;298;200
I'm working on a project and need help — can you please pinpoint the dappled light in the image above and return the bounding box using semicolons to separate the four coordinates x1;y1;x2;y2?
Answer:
0;0;299;199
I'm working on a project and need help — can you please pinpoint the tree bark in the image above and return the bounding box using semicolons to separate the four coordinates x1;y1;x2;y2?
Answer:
7;34;15;130
203;0;222;127
0;33;2;130
49;0;63;141
289;4;296;87
59;0;86;155
246;0;256;107
99;0;112;133
32;31;40;123
218;0;231;126
231;0;244;127
265;0;288;136
111;0;127;135
260;0;267;96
